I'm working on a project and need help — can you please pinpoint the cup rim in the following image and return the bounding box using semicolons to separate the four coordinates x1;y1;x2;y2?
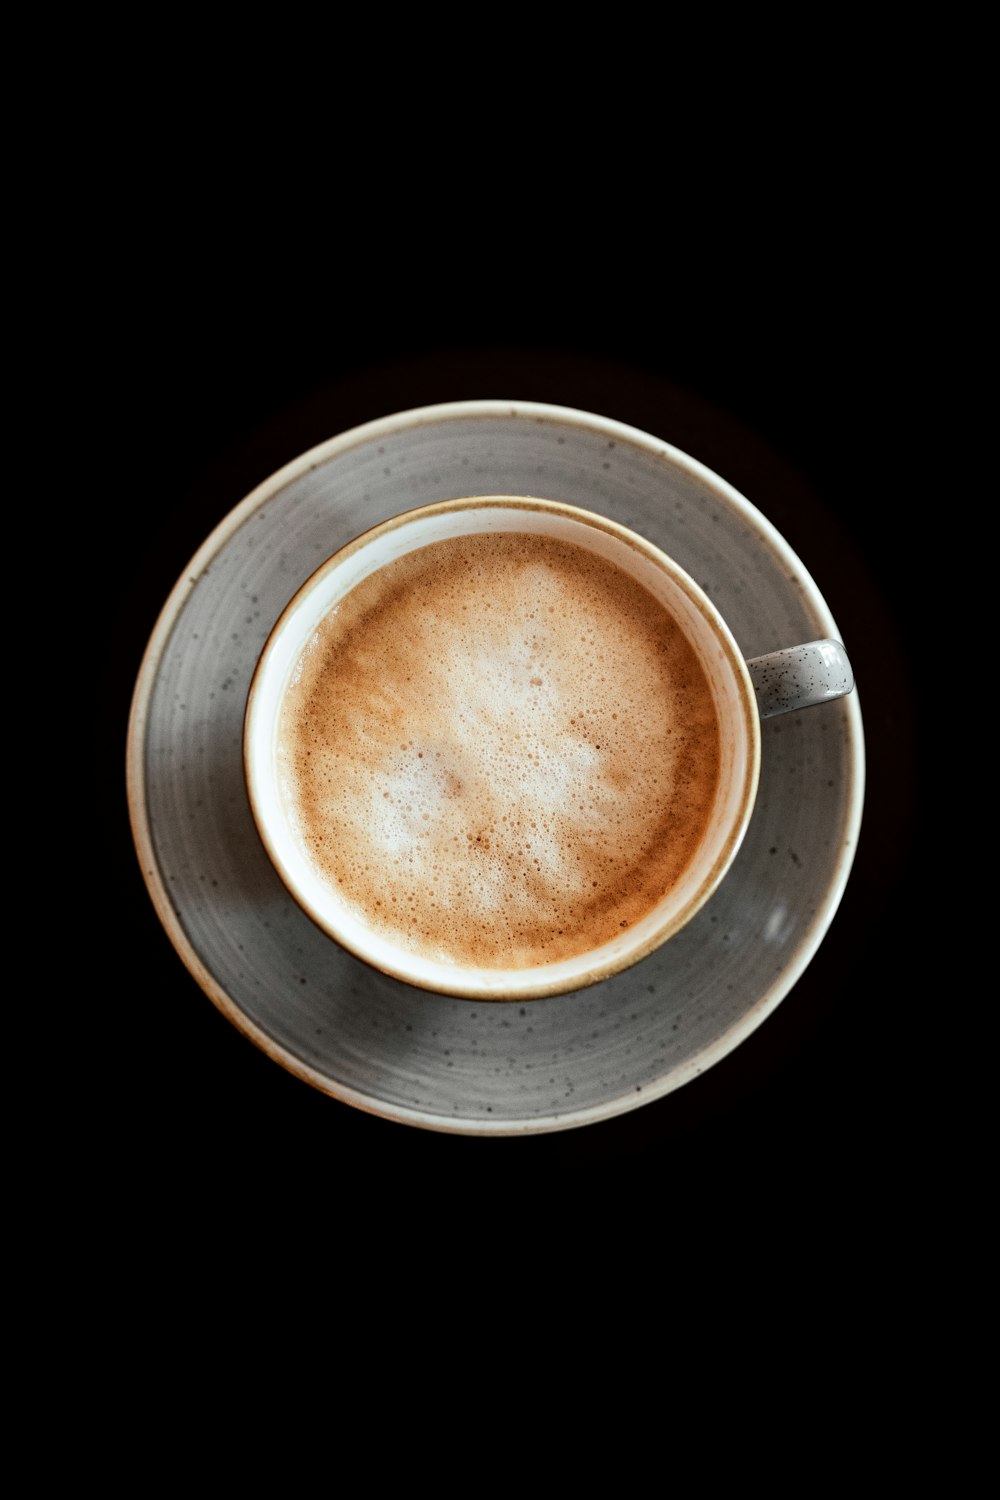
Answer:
243;494;762;999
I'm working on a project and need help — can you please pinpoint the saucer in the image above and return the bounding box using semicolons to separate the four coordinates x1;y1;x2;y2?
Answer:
127;400;864;1134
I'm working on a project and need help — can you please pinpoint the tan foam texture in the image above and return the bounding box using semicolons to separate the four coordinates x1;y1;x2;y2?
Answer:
278;533;720;968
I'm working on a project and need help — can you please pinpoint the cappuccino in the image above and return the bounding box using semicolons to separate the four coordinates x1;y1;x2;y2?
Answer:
277;532;720;969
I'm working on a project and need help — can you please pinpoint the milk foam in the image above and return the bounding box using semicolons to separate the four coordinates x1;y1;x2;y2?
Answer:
277;533;720;968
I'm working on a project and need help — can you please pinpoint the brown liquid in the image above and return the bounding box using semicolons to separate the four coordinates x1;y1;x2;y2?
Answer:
278;533;720;969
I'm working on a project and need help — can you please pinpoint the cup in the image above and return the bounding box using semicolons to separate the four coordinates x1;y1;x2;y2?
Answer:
243;496;853;1000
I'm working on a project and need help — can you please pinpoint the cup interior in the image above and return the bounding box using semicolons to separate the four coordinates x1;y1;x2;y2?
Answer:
244;497;760;998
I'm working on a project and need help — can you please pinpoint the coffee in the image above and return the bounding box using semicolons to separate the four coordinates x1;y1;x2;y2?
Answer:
277;532;721;970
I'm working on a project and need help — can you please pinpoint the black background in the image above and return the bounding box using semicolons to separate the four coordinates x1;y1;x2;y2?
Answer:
93;147;926;1246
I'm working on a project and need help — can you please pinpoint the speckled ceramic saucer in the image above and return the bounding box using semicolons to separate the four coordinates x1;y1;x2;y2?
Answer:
127;400;865;1134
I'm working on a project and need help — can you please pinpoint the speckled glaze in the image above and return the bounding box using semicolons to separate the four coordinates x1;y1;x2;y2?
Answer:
748;639;854;719
127;400;865;1134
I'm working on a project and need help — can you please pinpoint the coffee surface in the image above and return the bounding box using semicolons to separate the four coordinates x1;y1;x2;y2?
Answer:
278;532;720;969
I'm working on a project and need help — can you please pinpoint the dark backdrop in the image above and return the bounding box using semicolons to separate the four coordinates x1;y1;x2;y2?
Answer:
95;186;923;1241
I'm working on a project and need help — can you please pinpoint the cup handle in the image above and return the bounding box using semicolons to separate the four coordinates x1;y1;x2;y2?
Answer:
746;639;855;720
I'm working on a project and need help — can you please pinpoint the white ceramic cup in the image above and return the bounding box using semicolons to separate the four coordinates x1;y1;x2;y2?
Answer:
244;496;853;1000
